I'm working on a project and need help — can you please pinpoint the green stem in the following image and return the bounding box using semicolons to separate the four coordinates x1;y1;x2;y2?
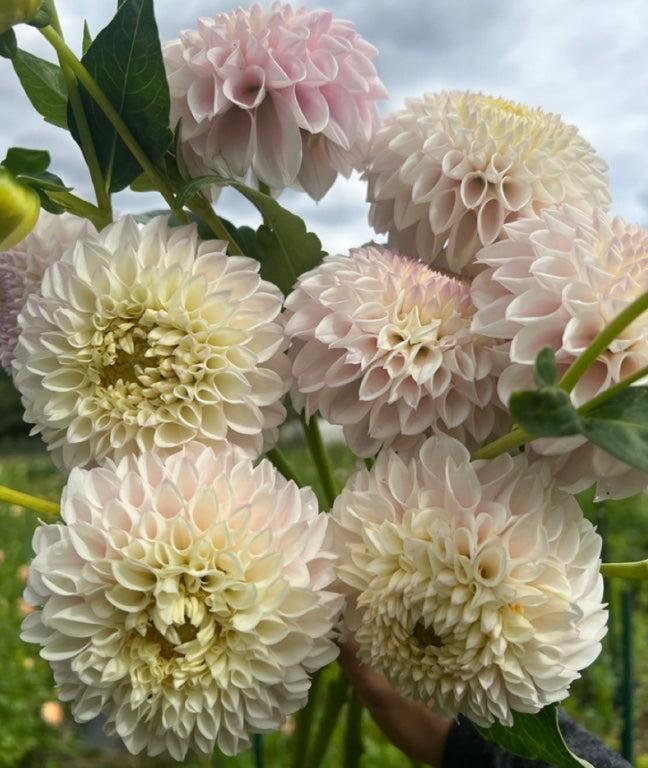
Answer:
301;415;337;508
186;193;242;255
39;25;180;215
258;181;271;196
291;670;322;768
46;189;110;229
251;734;264;768
601;560;648;580
577;363;648;415
306;671;349;768
0;485;59;516
343;692;364;768
559;289;648;393
266;447;303;486
471;426;531;461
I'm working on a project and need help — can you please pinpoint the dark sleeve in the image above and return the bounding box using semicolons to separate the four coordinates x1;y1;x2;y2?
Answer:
441;710;632;768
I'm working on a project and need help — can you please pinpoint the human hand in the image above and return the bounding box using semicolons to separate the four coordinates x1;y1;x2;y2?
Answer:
337;640;453;766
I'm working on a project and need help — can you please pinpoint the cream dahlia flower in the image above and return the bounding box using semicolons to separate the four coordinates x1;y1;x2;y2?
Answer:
284;246;507;457
0;210;94;375
365;91;611;275
472;205;648;497
331;434;607;727
163;2;387;200
13;215;290;469
21;443;341;759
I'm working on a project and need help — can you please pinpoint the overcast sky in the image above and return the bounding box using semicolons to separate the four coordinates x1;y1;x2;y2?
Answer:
4;0;648;254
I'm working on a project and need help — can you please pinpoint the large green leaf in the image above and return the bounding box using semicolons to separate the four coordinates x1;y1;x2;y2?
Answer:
12;50;67;128
68;0;172;192
177;176;325;294
580;387;648;473
477;707;594;768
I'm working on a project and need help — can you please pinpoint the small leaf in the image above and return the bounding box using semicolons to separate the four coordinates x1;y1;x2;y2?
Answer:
509;387;583;437
26;0;54;28
2;147;50;175
580;387;648;473
0;28;17;59
12;49;67;128
15;170;68;191
177;175;325;293
534;346;557;388
68;0;172;192
82;20;92;54
477;707;594;768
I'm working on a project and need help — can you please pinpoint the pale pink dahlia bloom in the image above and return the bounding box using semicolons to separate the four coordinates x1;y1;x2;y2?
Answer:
472;205;648;497
21;443;341;759
365;91;611;275
163;2;387;200
284;246;507;457
0;210;94;375
331;434;607;727
13;215;290;469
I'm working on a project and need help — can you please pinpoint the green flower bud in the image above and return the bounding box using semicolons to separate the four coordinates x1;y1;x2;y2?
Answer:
0;0;41;35
0;167;40;250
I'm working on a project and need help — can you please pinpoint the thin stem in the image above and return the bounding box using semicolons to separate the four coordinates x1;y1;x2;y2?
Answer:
577;363;648;415
559;289;648;393
471;426;531;461
266;447;303;486
186;193;242;255
251;734;265;768
601;560;648;580
0;485;59;516
343;692;364;768
301;415;337;508
39;25;181;215
306;671;349;768
291;670;322;768
46;189;110;229
46;4;112;216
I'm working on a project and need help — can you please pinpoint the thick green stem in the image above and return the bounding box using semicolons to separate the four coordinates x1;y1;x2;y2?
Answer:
266;447;303;486
601;560;648;580
0;485;59;516
306;671;349;768
559;289;648;394
291;670;322;768
46;189;110;229
343;692;364;768
301;415;337;508
39;25;181;215
186;193;242;255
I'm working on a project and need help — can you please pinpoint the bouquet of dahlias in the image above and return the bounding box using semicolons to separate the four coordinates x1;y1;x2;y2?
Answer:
1;1;646;766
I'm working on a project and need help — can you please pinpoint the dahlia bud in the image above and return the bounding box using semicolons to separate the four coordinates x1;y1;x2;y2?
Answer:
0;167;40;249
0;0;41;34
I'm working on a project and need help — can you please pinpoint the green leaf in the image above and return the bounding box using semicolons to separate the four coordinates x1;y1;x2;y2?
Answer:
0;28;17;59
26;0;54;29
580;387;648;473
509;387;583;437
12;49;67;128
177;176;325;293
534;346;557;388
15;170;68;191
2;147;50;175
68;0;172;192
82;20;92;54
477;707;594;768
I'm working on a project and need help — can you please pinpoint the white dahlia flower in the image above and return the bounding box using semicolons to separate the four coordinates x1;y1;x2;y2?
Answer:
331;434;607;726
21;443;341;759
472;205;648;497
0;210;94;375
365;91;611;275
284;246;507;457
13;215;290;469
163;2;387;200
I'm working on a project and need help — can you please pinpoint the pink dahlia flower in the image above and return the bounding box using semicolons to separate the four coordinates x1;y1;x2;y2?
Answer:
284;246;507;457
0;210;94;375
163;2;387;200
22;443;341;759
13;215;290;469
472;205;648;497
365;91;611;275
331;434;607;727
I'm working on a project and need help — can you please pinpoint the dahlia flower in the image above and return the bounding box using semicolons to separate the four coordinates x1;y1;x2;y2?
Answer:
472;205;648;497
21;443;341;759
13;215;290;469
365;91;611;275
163;2;387;200
331;434;607;727
0;210;94;374
284;246;507;457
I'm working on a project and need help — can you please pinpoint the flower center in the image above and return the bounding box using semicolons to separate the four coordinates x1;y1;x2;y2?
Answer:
483;96;536;120
99;329;156;388
145;620;201;660
411;620;443;649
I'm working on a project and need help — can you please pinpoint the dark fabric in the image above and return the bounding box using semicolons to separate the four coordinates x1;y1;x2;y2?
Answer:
441;710;632;768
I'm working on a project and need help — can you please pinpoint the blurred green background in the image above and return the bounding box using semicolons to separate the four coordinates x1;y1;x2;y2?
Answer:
0;369;647;767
